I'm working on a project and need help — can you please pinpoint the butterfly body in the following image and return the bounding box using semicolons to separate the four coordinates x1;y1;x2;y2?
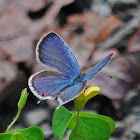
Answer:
73;74;86;83
28;31;113;107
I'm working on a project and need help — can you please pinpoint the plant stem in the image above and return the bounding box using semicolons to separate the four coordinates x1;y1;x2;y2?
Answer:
74;110;80;136
5;108;21;133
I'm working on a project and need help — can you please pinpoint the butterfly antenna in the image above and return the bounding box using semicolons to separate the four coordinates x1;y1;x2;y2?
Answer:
100;74;113;79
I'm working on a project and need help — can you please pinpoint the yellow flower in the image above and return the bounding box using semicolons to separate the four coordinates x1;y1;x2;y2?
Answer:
74;87;100;111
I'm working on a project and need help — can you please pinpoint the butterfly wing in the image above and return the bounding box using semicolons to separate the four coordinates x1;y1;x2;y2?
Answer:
36;31;81;79
28;70;73;100
83;53;113;81
57;81;87;106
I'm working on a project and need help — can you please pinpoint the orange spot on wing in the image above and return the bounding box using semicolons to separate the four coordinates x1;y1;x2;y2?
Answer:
42;93;46;96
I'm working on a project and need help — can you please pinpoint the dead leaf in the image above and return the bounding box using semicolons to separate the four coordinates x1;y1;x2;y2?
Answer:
67;12;123;43
127;27;140;52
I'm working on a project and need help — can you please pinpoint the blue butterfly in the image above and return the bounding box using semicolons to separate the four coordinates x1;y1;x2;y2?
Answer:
28;31;113;107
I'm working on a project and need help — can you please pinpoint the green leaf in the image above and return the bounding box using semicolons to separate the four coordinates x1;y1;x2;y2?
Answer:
52;107;115;140
70;116;111;140
0;126;44;140
67;114;76;130
71;112;115;134
52;106;73;139
12;132;26;140
18;126;44;140
0;133;13;140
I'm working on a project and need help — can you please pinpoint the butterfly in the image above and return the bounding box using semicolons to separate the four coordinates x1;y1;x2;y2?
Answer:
28;31;113;107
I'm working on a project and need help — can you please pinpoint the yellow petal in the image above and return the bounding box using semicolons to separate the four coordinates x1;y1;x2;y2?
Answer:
84;86;100;101
74;86;100;111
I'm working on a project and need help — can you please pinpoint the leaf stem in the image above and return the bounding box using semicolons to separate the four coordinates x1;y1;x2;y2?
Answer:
5;108;21;133
74;110;80;136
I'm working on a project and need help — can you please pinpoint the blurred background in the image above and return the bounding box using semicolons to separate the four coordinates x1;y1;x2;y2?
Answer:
0;0;140;139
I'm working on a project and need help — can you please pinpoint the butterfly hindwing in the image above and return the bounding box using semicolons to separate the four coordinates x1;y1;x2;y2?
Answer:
57;81;87;106
36;32;81;79
28;70;73;100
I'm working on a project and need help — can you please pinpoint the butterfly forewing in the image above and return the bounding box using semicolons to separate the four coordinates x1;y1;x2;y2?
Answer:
28;70;73;100
83;53;113;81
36;32;81;79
